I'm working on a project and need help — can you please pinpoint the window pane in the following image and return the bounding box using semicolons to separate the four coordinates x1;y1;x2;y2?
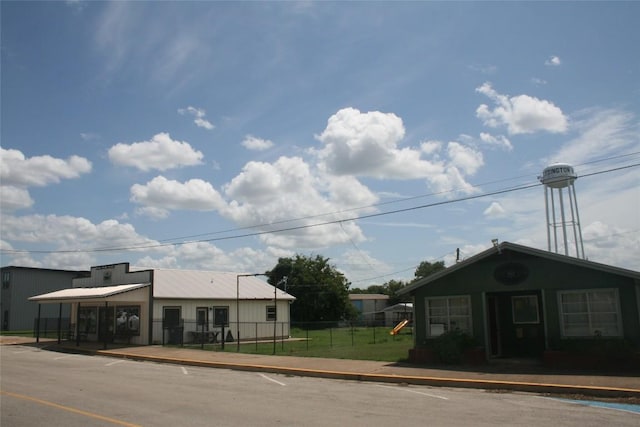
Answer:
450;317;470;332
561;293;588;313
560;289;620;337
426;296;471;337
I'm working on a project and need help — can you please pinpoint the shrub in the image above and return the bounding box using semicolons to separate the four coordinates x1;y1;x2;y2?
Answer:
432;330;477;364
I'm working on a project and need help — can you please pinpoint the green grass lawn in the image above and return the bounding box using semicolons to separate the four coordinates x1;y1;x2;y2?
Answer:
192;326;414;362
5;325;415;363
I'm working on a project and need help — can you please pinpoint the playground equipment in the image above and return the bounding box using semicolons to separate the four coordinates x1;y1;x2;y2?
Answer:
390;319;409;335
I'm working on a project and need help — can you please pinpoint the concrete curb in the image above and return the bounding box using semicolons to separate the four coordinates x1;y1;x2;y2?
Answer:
61;347;639;399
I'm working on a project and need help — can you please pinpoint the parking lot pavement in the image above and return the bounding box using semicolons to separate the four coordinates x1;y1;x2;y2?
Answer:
4;336;639;399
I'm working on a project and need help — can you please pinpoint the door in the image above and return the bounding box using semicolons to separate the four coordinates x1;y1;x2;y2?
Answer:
196;307;209;330
486;292;545;358
98;306;115;342
163;307;182;345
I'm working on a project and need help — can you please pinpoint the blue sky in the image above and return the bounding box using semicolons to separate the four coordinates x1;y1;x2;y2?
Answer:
1;1;638;285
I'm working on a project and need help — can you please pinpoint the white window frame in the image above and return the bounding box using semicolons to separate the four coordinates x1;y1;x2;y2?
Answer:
425;295;472;337
511;295;540;324
266;305;277;322
557;288;622;338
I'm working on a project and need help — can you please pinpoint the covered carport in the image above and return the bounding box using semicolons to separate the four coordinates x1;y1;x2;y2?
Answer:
29;283;151;349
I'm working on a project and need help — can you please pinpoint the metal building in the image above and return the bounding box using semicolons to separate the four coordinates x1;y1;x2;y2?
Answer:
29;262;295;347
1;266;89;331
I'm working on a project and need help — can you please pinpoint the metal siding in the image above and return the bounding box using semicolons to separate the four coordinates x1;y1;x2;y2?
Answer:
73;265;151;288
2;267;82;331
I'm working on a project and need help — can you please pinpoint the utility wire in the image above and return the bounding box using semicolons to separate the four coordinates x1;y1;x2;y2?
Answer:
2;162;638;255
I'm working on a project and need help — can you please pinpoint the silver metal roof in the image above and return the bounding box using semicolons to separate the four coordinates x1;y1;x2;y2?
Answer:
29;283;149;302
148;268;295;300
349;294;389;300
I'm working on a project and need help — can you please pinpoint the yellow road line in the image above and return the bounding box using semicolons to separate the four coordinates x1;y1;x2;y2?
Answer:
0;390;141;427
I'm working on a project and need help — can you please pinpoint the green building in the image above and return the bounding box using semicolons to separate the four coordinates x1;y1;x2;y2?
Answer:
399;242;640;367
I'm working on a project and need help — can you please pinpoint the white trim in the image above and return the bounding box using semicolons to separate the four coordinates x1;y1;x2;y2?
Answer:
511;295;540;324
557;288;623;338
425;295;472;337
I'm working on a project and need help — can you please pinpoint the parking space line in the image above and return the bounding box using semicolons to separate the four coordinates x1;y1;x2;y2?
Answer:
106;360;126;366
181;367;189;375
54;354;78;360
375;384;449;400
259;373;286;386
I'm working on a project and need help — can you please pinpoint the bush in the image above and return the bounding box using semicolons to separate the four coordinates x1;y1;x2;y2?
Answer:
432;330;477;364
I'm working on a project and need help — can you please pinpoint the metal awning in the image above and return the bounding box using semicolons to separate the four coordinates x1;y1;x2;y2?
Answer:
29;283;150;303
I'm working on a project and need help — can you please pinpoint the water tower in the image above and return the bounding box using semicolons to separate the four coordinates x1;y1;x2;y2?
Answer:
539;163;585;259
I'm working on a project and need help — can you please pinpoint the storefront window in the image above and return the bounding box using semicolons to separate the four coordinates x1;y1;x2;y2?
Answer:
115;306;140;336
78;307;97;334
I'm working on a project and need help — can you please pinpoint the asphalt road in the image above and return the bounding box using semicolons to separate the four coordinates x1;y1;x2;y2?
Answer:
1;344;638;426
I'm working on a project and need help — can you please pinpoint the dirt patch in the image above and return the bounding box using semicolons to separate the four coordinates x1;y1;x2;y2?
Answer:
0;336;56;345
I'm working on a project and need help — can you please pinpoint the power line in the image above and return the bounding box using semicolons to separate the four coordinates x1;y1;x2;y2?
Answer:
119;151;640;245
2;162;638;256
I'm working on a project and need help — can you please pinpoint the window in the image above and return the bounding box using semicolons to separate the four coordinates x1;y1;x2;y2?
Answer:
512;295;539;324
266;306;277;321
78;307;97;334
559;289;622;337
213;307;228;326
115;306;140;335
425;296;472;337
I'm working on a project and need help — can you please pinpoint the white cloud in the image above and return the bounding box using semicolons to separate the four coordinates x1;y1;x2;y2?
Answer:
135;243;277;273
447;142;484;175
483;201;506;218
479;132;513;151
134;206;170;220
130;176;226;213
242;135;274;151
545;55;561;66
0;186;34;212
420;140;442;155
0;214;160;255
476;82;568;135
313;108;482;196
0;148;91;212
549;108;639;165
108;132;203;171
80;132;100;141
314;107;409;177
223;156;377;249
0;147;92;187
178;106;214;130
94;3;210;87
338;248;392;285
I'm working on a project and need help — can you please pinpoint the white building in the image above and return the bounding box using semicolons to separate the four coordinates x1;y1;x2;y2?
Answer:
29;263;295;346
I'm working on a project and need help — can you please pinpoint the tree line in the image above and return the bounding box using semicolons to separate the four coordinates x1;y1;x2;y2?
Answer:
266;255;445;323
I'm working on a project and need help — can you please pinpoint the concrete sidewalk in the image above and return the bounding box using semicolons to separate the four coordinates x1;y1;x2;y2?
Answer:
34;340;639;399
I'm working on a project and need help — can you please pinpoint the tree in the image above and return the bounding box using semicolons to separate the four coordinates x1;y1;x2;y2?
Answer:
266;255;356;323
414;260;445;280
